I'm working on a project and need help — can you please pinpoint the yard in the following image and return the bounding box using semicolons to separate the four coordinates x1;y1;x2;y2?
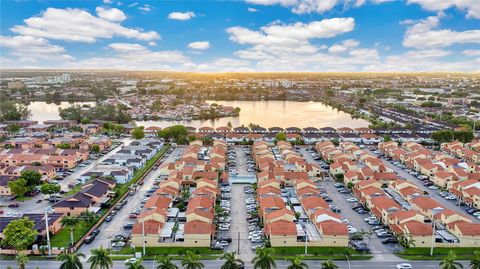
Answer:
398;247;479;260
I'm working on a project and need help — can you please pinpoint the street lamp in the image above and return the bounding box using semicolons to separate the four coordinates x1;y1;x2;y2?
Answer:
344;254;351;269
430;208;444;256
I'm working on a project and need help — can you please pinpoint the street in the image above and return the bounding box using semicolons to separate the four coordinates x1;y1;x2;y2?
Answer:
0;258;470;269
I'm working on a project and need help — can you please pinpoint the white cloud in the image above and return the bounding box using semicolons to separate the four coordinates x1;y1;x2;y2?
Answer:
138;4;152;13
245;0;392;14
168;11;196;20
402;13;480;49
407;0;480;19
95;7;126;22
11;7;160;43
197;58;252;72
227;18;355;49
103;0;113;4
148;41;157;46
248;7;259;12
463;49;480;56
188;41;210;50
128;2;139;7
328;39;359;53
0;35;74;62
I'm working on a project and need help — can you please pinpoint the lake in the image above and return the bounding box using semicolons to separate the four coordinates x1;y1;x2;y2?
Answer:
28;100;369;128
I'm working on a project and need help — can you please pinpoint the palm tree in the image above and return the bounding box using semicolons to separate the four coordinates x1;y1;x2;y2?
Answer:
252;248;276;269
58;252;85;269
181;251;204;269
439;250;463;269
60;216;80;246
287;256;308;269
126;259;145;269
321;260;338;269
221;252;244;269
87;246;113;269
398;233;416;249
80;211;97;225
157;256;178;269
471;250;480;269
16;253;28;269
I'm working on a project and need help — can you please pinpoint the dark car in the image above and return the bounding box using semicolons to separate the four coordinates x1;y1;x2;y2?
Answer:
84;235;95;244
123;223;134;230
8;203;19;208
91;229;100;236
105;215;113;222
381;237;398;244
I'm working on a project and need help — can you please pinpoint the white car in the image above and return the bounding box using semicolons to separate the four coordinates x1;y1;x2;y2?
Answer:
124;258;138;264
396;263;413;269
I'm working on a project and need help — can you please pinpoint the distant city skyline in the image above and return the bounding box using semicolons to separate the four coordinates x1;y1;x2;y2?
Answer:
0;0;479;72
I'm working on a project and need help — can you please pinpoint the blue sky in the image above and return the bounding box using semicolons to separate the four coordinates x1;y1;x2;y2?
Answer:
0;0;479;72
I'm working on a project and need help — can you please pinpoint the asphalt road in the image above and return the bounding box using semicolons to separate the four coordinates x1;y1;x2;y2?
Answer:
0;258;469;269
79;146;184;255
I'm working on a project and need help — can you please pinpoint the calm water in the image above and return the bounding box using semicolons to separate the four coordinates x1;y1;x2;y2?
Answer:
28;101;96;123
28;100;369;128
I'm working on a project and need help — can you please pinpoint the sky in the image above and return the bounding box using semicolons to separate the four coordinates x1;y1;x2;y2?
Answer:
0;0;479;72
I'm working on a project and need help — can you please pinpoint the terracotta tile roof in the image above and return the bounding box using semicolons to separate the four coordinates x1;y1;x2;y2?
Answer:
317;220;348;235
451;222;480;236
265;208;295;221
184;220;215;235
300;196;329;211
403;221;433;236
411;196;442;211
132;220;163;235
264;220;297;236
144;196;172;209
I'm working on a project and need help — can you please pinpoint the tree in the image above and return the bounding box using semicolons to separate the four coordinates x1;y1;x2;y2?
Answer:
80;211;97;224
40;183;61;197
57;143;72;149
91;144;101;154
275;132;287;141
397;233;415;249
8;178;29;198
58;252;85;269
132;127;145;139
287;257;308;269
80;117;91;124
126;259;145;269
1;218;38;251
7;124;20;133
158;125;188;142
87;246;113;269
61;216;80;246
156;256;178;269
16;253;29;269
471;250;480;269
221;252;244;269
439;250;463;269
252;248;276;269
20;170;42;186
431;130;454;145
181;250;204;269
0;101;31;121
383;135;391;142
321;260;338;269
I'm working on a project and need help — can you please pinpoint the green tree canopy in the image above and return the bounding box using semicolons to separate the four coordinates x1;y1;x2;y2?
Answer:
132;127;145;139
275;132;287;141
0;101;31;121
1;217;38;251
40;183;61;196
158;125;188;142
8;178;29;197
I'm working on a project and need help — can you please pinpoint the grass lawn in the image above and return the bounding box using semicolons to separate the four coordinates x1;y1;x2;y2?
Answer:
113;246;222;256
398;247;478;260
274;255;373;260
111;255;219;261
270;246;360;255
50;222;91;248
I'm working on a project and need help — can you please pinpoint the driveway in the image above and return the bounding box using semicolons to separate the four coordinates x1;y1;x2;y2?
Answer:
319;179;399;255
226;183;254;260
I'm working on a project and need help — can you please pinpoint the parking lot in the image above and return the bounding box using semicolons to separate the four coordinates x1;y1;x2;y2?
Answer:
79;146;184;254
320;179;401;254
368;148;480;224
